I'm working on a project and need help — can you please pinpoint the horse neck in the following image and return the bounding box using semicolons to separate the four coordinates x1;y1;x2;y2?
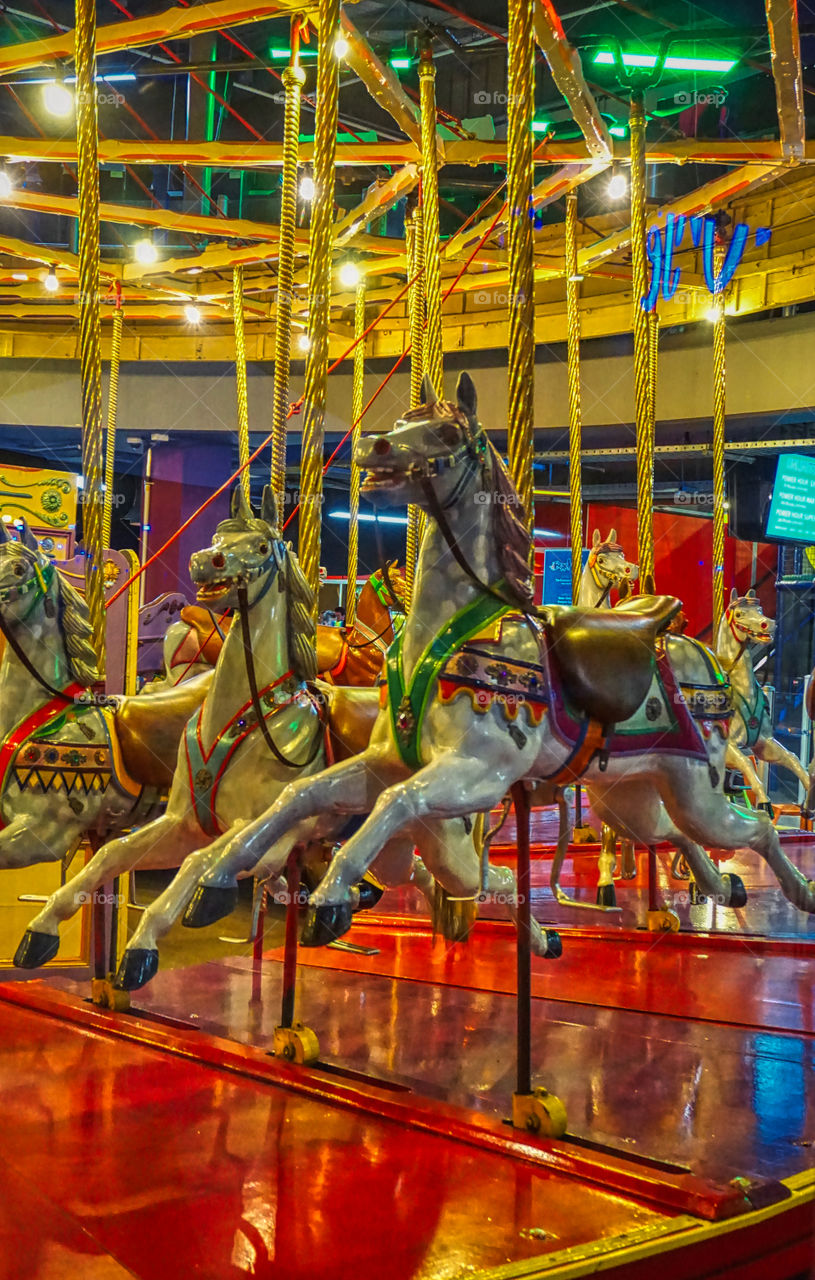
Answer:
351;580;393;646
577;565;603;607
402;492;502;677
716;614;753;689
0;598;73;737
200;576;288;742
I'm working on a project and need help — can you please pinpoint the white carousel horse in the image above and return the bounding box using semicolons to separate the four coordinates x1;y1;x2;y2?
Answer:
0;520;203;885
17;486;497;987
716;588;813;810
576;529;638;607
178;374;815;949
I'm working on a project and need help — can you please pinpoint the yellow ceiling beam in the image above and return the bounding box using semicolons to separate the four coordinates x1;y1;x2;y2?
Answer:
340;12;422;147
533;1;612;160
334;164;419;246
0;0;314;76
0;137;420;167
765;0;806;163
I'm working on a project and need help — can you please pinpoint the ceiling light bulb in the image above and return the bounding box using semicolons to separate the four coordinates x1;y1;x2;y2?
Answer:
43;81;74;118
297;333;310;352
134;238;157;264
339;261;360;288
0;171;12;199
334;36;349;58
44;267;59;293
299;174;315;201
607;172;627;200
184;304;201;324
11;272;27;282
705;305;719;323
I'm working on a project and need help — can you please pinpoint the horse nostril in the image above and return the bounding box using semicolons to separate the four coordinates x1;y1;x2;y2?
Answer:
761;621;768;629
212;552;226;570
373;437;391;456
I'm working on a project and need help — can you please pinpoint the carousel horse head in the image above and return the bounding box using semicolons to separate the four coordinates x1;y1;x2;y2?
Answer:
588;529;639;595
370;561;407;614
356;371;533;603
189;485;317;679
0;518;98;684
190;485;285;611
726;588;774;644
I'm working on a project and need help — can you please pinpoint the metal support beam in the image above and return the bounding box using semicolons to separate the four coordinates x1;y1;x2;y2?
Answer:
765;0;806;163
340;11;422;147
532;0;612;160
333;163;419;246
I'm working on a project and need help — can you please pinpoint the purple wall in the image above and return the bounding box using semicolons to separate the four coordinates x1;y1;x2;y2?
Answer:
142;442;232;602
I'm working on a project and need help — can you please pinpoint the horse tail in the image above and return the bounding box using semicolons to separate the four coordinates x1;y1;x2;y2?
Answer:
431;883;478;945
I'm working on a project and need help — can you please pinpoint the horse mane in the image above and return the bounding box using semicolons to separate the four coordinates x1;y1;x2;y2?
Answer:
485;441;534;605
56;571;100;687
281;545;318;681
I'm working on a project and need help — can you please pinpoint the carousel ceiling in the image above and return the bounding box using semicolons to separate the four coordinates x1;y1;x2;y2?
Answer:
0;0;813;359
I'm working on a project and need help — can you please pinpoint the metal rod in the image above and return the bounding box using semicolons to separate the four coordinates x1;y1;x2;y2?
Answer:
630;87;655;590
280;851;301;1029
647;844;658;913
512;781;532;1098
712;242;727;639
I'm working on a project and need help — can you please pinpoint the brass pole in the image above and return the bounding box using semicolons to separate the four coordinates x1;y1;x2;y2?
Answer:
102;298;123;550
346;277;366;628
271;33;305;519
506;0;536;526
233;263;251;502
76;0;105;673
418;44;442;398
712;244;727;638
565;192;582;604
298;0;340;608
630;88;654;590
405;206;425;609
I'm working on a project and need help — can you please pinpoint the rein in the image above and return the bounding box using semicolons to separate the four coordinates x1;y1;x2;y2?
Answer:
0;569;79;704
236;579;323;770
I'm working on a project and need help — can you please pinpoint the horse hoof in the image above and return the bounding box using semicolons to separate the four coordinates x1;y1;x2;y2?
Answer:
183;884;239;929
724;873;747;910
301;903;353;948
543;928;562;960
114;948;159;991
355;878;384;912
596;883;617;908
13;929;59;969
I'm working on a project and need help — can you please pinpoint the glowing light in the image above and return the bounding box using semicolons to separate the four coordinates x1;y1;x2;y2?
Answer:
607;172;628;200
299;174;315;201
11;272;27;281
330;510;408;526
184;304;201;324
43;81;74;117
297;333;311;352
530;120;551;134
43;266;59;293
594;50;737;73
0;170;12;199
338;261;360;288
134;238;157;264
389;55;411;70
705;305;719;323
609;124;627;138
334;36;349;58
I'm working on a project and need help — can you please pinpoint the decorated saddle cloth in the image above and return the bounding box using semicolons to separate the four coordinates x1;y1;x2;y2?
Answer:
731;681;769;749
0;688;143;827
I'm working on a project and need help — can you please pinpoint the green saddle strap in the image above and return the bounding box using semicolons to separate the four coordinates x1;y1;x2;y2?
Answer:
386;582;514;769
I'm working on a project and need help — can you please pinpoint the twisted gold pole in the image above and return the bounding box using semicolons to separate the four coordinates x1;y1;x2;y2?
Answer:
102;301;123;550
271;43;305;520
419;44;442;398
76;0;105;673
630;89;654;591
233;264;251;502
506;0;536;527
298;0;340;609
346;277;366;628
712;244;727;638
565;192;582;604
405;206;425;610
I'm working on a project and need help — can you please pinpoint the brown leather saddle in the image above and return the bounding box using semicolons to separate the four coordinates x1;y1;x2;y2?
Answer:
545;594;682;726
179;605;232;666
115;670;213;790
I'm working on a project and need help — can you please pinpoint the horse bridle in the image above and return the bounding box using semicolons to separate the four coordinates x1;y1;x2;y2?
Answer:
235;541;324;769
0;560;77;703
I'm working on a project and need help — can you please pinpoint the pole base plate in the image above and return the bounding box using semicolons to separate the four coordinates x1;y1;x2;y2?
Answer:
511;1087;567;1138
273;1022;320;1065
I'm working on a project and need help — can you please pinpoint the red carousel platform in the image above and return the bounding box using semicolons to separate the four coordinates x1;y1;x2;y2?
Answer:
1;836;814;1280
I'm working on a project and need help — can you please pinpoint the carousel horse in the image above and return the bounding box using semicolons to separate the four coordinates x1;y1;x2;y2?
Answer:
576;529;638;607
16;488;477;983
179;373;815;951
716;588;813;811
158;566;405;688
0;520;207;876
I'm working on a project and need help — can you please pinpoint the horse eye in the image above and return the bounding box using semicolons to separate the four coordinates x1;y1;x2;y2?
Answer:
437;422;460;448
13;563;24;577
258;542;269;555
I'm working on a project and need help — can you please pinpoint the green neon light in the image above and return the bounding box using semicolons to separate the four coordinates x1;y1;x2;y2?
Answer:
269;46;319;60
609;124;627;138
593;50;737;72
390;56;412;70
531;120;551;133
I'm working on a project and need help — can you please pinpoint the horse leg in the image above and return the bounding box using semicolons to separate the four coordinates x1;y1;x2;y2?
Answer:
662;772;815;914
184;750;397;926
726;742;768;805
15;813;199;972
753;735;810;797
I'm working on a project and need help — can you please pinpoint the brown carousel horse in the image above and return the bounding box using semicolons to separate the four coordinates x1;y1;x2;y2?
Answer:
162;564;405;689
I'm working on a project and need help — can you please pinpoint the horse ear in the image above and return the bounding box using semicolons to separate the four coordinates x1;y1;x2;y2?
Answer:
456;372;477;421
18;519;38;552
421;372;438;405
592;529;601;547
260;485;279;533
230;483;253;521
729;587;738;603
747;588;756;599
608;528;617;544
